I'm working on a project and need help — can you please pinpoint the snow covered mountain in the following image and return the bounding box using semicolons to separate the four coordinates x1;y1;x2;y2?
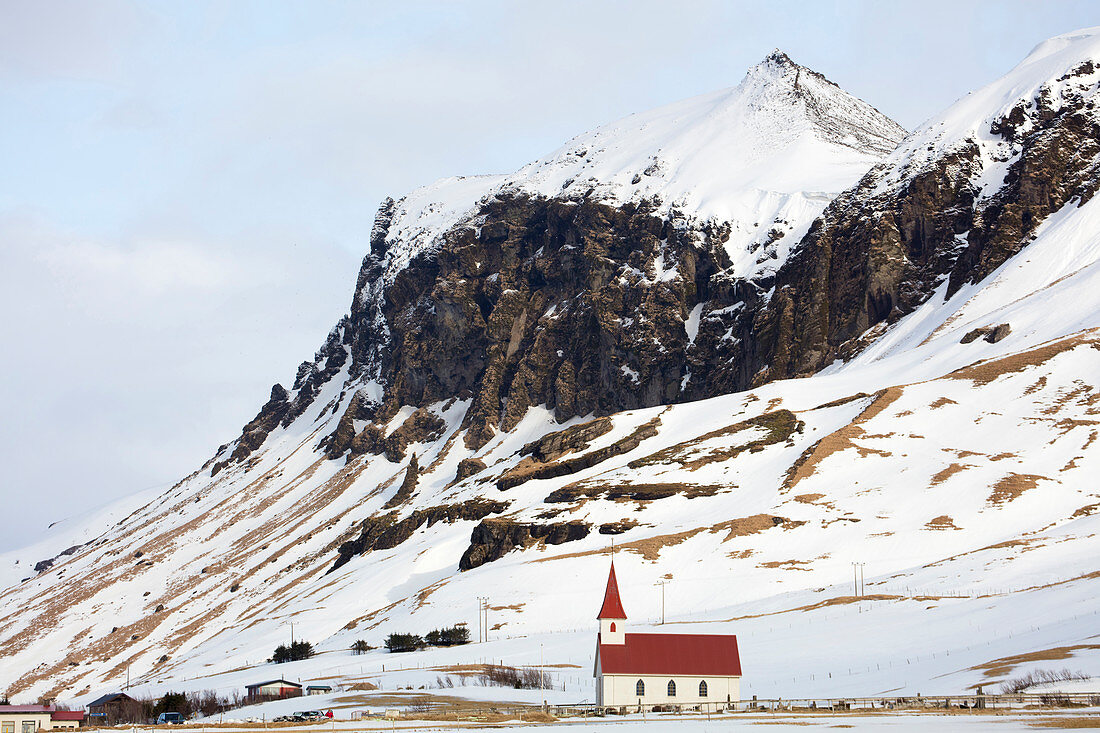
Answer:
3;32;1100;709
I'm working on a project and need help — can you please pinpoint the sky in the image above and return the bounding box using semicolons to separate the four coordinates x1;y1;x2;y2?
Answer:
1;0;1097;553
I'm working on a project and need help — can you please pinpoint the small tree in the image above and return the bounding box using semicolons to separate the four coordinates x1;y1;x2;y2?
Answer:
290;640;314;660
272;639;314;663
272;644;291;663
350;640;372;655
152;691;190;719
384;633;424;653
424;625;470;647
442;625;470;646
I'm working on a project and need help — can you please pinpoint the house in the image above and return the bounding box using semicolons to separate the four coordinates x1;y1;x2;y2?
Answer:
0;705;53;733
305;685;332;696
85;693;137;726
49;711;84;730
593;561;742;709
244;679;302;701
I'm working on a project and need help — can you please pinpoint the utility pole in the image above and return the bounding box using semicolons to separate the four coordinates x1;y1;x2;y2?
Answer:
655;580;668;624
851;562;858;597
859;563;866;597
478;597;489;642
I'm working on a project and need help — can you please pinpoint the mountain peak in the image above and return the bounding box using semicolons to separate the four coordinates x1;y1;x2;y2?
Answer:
735;50;904;157
760;48;798;69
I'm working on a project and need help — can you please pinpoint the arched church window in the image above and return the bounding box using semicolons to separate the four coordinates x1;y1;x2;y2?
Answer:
610;622;616;632
699;680;708;697
667;680;676;697
636;679;645;696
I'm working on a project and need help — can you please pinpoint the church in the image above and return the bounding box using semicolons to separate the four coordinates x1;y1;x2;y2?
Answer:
593;561;742;708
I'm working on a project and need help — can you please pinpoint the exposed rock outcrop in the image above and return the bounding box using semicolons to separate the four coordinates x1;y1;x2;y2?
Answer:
459;518;591;570
961;323;1012;344
331;499;509;573
383;454;419;509
496;416;661;490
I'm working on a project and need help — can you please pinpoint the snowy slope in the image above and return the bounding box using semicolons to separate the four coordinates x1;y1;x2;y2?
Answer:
871;26;1100;198
2;32;1100;712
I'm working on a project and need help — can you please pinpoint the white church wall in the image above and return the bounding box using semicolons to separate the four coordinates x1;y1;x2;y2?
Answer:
601;674;740;707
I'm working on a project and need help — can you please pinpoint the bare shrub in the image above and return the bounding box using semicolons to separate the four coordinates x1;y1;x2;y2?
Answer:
478;664;550;689
1000;668;1091;693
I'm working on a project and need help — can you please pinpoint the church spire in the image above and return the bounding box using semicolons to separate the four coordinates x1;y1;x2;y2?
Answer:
597;560;627;620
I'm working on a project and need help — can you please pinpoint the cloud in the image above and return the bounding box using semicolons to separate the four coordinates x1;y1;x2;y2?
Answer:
0;211;356;551
0;0;150;80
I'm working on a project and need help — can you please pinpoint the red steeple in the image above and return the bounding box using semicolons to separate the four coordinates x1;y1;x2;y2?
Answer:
597;561;627;619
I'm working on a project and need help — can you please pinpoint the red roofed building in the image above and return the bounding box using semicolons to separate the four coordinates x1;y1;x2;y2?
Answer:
593;562;742;708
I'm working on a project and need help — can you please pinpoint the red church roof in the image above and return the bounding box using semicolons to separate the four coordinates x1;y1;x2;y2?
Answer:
597;562;627;619
598;633;742;676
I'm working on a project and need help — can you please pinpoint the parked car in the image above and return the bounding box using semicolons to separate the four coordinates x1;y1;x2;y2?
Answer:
296;711;325;721
156;712;185;725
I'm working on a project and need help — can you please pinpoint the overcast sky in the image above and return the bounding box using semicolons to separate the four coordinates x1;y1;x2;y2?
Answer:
1;0;1097;553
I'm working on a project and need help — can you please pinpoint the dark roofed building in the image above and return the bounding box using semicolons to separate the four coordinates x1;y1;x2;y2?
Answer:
85;693;137;726
244;679;302;701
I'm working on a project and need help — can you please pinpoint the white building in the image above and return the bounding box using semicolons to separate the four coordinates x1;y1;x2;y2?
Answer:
593;562;742;708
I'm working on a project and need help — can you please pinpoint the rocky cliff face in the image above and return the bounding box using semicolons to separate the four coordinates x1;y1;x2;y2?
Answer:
353;194;742;450
737;51;1100;383
214;44;1100;472
208;52;908;467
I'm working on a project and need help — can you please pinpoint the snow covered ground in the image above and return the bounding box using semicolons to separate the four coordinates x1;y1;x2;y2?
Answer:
103;710;1100;731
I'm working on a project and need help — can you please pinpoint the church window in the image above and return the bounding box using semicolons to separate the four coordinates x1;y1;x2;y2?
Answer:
699;680;708;697
635;679;645;696
610;622;616;632
667;680;676;697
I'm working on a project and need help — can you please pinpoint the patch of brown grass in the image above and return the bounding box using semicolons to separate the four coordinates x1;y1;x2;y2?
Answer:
989;473;1046;505
971;644;1100;678
627;409;803;471
948;331;1099;386
1030;717;1100;728
794;493;825;504
1072;504;1099;518
931;464;968;486
758;559;813;571
810;393;872;411
783;388;903;491
925;515;961;530
930;397;958;409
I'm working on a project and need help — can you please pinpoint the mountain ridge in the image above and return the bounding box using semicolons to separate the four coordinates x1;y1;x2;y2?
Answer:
3;31;1100;707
